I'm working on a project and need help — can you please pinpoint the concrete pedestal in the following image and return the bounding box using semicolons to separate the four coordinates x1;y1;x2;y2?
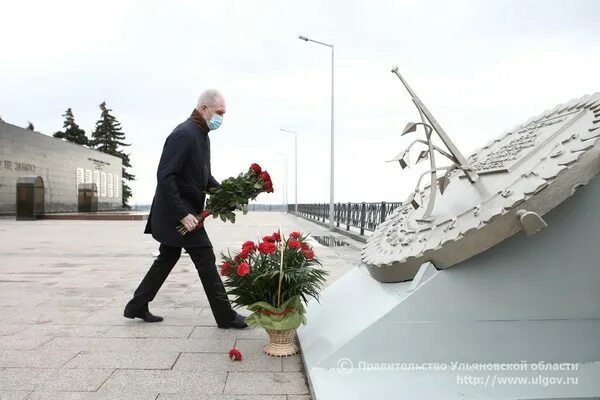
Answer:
298;178;600;399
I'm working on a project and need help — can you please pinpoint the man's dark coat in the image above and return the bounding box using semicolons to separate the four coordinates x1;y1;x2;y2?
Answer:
144;111;220;247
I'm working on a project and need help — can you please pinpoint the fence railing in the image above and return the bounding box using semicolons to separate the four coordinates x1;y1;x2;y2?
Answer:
290;202;403;235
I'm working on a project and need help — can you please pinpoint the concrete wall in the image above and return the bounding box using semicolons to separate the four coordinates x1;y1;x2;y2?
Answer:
0;121;123;214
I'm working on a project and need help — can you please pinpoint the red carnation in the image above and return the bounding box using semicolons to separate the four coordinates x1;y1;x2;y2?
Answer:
220;261;232;276
263;235;276;243
234;255;241;263
228;347;243;361
301;242;311;251
237;262;250;277
272;231;281;242
250;163;262;175
258;241;277;254
290;231;302;239
288;239;301;250
240;247;251;259
242;241;257;252
301;248;315;260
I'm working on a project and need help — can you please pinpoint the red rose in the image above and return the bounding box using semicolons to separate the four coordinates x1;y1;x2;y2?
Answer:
288;239;301;250
259;171;271;183
237;262;250;276
272;231;281;242
265;181;274;193
220;261;232;276
258;241;277;254
263;235;276;243
250;163;262;175
301;242;311;251
301;248;315;260
290;231;302;239
228;347;243;361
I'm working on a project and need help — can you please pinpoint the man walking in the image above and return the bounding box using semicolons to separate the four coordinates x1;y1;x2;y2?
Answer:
124;89;247;329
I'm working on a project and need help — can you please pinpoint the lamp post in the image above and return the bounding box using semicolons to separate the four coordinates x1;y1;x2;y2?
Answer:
280;128;298;215
275;152;288;211
299;34;335;231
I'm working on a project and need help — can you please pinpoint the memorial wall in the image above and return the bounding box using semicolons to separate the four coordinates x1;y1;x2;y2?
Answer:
0;121;123;214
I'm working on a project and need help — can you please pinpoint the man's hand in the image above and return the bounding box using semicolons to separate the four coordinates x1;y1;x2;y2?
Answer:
179;214;199;232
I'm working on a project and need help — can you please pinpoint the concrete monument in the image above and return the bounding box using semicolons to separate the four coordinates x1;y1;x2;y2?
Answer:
298;69;600;399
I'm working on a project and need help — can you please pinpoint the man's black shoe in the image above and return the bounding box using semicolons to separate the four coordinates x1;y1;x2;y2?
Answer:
123;308;163;323
218;313;248;329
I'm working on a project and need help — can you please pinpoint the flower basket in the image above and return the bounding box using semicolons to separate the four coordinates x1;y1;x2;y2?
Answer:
220;231;328;357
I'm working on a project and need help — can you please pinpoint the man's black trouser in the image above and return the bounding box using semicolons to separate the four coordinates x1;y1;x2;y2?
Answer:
126;243;235;325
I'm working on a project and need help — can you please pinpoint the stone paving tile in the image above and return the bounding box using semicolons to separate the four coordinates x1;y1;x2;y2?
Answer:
234;339;269;354
23;392;157;400
103;325;194;338
0;349;78;368
18;325;111;338
158;395;286;400
0;214;358;398
282;356;304;372
173;352;282;372
0;325;27;336
224;372;308;395
0;392;30;400
64;351;179;369
40;337;234;354
190;327;268;340
287;396;311;400
0;368;113;391
101;370;227;394
0;336;54;351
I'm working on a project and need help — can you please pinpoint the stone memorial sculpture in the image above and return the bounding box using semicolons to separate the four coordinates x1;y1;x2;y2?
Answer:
363;68;600;282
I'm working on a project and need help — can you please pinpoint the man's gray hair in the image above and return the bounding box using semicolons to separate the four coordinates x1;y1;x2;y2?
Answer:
197;89;223;107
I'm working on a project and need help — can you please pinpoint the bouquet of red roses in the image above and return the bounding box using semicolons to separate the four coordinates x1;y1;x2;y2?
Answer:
177;163;274;236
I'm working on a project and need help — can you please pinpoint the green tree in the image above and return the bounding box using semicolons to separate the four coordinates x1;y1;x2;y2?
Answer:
90;102;135;208
53;108;89;145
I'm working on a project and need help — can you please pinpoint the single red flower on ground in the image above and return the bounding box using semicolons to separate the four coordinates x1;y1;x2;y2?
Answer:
290;231;302;239
301;248;315;260
272;231;281;242
288;239;301;250
258;241;277;254
250;163;262;175
237;262;251;277
220;261;232;276
228;347;243;361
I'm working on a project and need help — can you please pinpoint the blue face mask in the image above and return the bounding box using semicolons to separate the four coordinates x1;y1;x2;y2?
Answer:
206;106;223;130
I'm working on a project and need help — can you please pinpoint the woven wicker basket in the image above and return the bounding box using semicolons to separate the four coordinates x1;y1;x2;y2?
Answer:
264;328;299;357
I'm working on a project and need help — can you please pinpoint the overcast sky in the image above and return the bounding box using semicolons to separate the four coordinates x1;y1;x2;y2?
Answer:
1;0;599;205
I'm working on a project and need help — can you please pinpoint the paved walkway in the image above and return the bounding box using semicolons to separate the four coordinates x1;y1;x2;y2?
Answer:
0;212;362;399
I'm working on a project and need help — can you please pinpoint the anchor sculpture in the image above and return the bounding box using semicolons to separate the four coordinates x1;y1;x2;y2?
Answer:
388;67;479;220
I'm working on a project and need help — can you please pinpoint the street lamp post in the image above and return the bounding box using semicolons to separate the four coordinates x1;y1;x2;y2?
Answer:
280;128;298;215
276;152;288;211
299;34;335;231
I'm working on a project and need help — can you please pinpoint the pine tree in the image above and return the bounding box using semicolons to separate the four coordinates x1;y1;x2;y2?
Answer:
90;102;135;208
53;108;89;145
